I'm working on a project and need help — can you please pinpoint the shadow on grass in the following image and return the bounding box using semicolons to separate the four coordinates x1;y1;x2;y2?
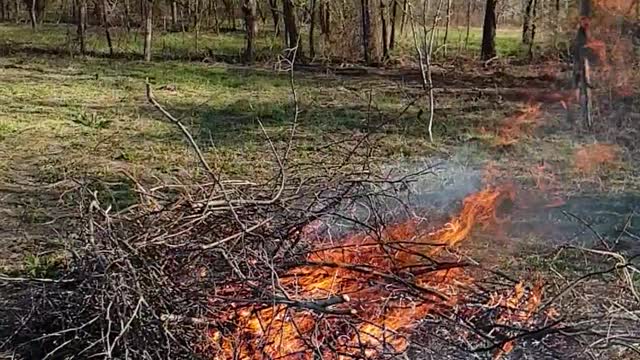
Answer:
138;95;498;153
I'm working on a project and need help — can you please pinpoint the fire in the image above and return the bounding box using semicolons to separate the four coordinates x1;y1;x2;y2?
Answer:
530;162;566;208
493;103;542;146
212;187;515;359
488;280;544;359
576;0;638;99
574;143;618;174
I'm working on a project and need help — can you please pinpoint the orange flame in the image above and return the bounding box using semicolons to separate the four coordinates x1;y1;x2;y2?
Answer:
493;103;542;146
574;143;619;174
212;187;515;359
489;280;544;359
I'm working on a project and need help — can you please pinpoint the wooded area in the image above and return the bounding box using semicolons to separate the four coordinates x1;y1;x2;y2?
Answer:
1;0;639;358
0;0;592;62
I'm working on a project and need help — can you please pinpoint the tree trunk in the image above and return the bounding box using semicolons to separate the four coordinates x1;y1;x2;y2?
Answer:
171;0;177;25
257;0;265;22
14;0;19;22
242;0;256;62
1;0;5;21
574;0;592;128
143;0;153;61
553;0;559;43
318;0;330;35
124;0;131;33
77;0;86;54
443;0;452;54
527;0;537;59
222;0;234;29
102;0;113;55
360;0;371;64
399;0;407;35
282;0;301;56
480;0;497;60
194;0;200;52
308;0;316;58
389;0;397;50
268;0;280;35
380;0;389;59
212;0;219;31
465;0;471;48
522;0;534;43
29;0;36;29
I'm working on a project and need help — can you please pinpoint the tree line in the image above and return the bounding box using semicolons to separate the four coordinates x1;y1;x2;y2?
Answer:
0;0;595;63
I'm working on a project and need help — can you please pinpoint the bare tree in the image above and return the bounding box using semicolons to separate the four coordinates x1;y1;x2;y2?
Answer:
222;0;235;29
194;0;201;52
77;0;86;54
308;0;317;59
143;0;153;61
102;0;114;55
170;0;178;26
465;0;471;49
443;0;452;55
242;0;257;62
361;0;372;64
29;0;36;29
526;0;537;59
283;0;301;56
522;0;534;43
124;0;131;32
380;0;389;59
573;0;593;128
268;0;280;35
399;0;408;34
389;0;398;50
410;0;443;143
480;0;497;60
13;0;20;22
318;0;330;37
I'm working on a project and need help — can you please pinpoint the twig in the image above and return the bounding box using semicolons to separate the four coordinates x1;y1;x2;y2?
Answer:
201;216;274;249
562;210;611;250
108;296;144;356
145;79;219;184
0;274;76;283
566;245;640;302
161;314;218;326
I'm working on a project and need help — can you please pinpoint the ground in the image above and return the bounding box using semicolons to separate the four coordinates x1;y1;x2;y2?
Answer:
0;23;639;358
0;23;636;272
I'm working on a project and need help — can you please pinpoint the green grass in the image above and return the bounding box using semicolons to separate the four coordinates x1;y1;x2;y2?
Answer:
0;22;526;61
1;23;632;191
391;26;524;59
0;23;282;59
1;22;638;278
0;24;451;188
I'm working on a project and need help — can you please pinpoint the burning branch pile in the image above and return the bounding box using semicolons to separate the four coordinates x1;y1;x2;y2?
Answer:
211;187;513;358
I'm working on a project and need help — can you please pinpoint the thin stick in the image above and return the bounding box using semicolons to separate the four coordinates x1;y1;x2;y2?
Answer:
145;79;219;184
202;216;274;249
0;274;76;283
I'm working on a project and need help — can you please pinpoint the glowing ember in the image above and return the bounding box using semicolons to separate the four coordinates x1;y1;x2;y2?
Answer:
212;187;515;359
574;143;618;174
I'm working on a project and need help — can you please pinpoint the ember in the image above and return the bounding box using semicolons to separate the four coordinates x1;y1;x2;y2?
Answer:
212;187;521;359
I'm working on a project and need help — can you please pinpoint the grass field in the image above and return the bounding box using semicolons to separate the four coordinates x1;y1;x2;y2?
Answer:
0;22;526;60
0;22;634;272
